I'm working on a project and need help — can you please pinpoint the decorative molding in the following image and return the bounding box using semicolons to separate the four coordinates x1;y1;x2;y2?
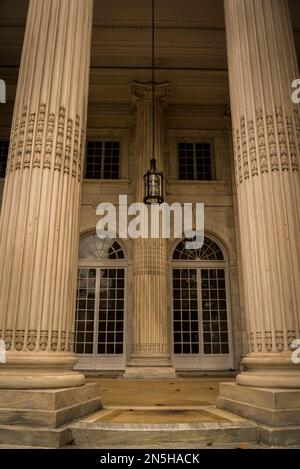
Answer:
15;329;25;351
133;343;168;354
33;104;46;168
24;112;36;169
27;330;37;352
7;104;83;179
265;331;273;352
276;331;285;352
54;106;66;172
256;332;263;352
134;239;167;276
0;329;74;352
16;107;27;171
234;107;300;186
247;330;298;353
40;330;48;352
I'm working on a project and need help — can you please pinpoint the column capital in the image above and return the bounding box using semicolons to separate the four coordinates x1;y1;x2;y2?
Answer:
130;81;172;109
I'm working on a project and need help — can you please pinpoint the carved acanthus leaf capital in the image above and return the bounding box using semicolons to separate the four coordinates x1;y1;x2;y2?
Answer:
130;81;172;110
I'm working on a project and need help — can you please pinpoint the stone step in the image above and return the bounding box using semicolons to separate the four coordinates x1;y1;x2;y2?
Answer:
0;382;102;428
217;382;300;427
70;407;258;447
70;421;258;447
0;424;71;448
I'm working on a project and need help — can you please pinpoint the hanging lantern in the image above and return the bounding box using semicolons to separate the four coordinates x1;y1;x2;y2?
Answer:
143;157;164;205
143;0;164;205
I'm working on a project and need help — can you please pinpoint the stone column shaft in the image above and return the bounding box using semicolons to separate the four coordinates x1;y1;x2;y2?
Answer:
224;0;300;387
0;0;93;388
127;82;175;374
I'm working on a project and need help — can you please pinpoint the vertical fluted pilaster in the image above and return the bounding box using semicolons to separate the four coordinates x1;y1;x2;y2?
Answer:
0;0;93;389
128;82;174;372
224;0;300;387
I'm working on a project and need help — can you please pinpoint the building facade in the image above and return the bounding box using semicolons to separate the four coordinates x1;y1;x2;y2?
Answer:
0;0;300;446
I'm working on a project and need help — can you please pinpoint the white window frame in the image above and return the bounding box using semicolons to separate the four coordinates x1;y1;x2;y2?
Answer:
171;238;234;371
74;240;127;372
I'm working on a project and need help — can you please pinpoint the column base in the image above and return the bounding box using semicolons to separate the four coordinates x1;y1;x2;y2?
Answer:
0;352;85;389
236;353;300;388
0;382;102;448
124;366;177;380
217;382;300;427
125;353;177;379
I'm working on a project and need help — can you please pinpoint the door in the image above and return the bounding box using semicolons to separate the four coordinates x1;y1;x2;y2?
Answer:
74;234;126;370
172;237;233;370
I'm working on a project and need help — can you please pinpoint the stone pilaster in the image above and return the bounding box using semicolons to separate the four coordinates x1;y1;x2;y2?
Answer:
217;0;300;433
125;82;175;377
0;0;94;388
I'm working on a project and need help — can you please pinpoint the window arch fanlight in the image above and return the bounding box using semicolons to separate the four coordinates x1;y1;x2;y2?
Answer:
79;233;125;260
172;236;225;261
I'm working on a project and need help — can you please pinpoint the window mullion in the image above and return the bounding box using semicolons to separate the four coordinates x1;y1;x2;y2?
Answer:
94;268;101;356
197;268;203;361
101;142;105;179
193;143;197;180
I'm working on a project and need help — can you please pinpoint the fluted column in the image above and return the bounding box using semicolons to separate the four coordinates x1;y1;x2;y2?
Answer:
0;0;93;388
224;0;300;388
127;81;175;375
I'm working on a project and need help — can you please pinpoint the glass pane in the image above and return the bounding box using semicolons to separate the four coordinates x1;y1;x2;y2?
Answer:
201;269;229;355
97;268;125;355
74;268;96;355
172;269;199;355
195;142;213;181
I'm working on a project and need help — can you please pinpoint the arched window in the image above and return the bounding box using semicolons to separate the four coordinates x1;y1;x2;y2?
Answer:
172;236;232;370
79;235;125;260
75;233;126;370
173;237;224;261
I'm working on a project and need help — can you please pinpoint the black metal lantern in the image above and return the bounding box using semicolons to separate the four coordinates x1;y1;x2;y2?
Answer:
143;157;164;205
143;0;164;205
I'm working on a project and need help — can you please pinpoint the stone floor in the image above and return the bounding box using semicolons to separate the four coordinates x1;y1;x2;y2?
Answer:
87;376;229;408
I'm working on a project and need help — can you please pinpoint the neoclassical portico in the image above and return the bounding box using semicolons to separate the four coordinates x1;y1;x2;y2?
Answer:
0;0;299;447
